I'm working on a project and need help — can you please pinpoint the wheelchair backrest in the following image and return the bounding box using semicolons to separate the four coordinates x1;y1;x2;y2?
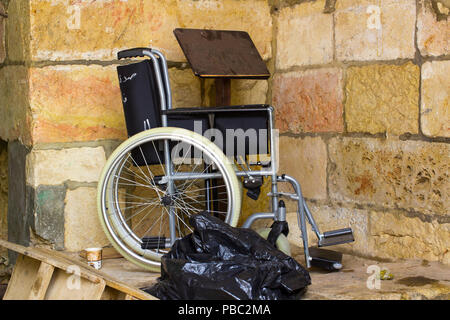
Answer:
117;60;165;137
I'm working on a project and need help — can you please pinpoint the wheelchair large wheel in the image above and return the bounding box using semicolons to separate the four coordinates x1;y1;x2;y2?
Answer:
97;127;242;271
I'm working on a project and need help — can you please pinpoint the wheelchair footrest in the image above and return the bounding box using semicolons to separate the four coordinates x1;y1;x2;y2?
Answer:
309;247;343;271
141;236;167;250
318;228;354;247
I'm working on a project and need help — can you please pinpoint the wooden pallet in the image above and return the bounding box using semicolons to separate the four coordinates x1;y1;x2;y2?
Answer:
0;239;157;300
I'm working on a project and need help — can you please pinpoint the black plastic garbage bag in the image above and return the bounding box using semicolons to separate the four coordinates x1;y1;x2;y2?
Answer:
143;212;311;300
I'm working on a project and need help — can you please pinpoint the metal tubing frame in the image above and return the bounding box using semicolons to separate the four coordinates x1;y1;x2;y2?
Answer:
140;47;315;266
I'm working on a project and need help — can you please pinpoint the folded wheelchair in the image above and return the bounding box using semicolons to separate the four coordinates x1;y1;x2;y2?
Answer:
96;47;354;272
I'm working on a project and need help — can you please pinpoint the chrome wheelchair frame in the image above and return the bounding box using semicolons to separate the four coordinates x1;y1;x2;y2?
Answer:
97;47;354;272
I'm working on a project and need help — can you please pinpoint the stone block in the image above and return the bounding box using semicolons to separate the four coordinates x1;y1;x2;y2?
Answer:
231;79;269;106
278;136;328;200
370;211;450;263
29;0;272;62
64;187;109;252
203;78;269;107
286;204;370;257
345;63;420;135
417;0;450;57
169;68;202;107
29;65;127;144
335;0;416;61
272;68;344;133
421;61;450;138
31;185;66;250
276;0;333;69
329;137;450;216
26;146;106;187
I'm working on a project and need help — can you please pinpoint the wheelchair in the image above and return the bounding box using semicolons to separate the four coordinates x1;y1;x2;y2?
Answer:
97;47;354;272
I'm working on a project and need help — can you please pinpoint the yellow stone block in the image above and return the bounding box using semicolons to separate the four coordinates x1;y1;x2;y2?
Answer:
169;68;202;108
29;0;272;62
202;78;268;107
26;146;106;187
29;65;127;143
278;136;328;200
329;137;450;216
286;204;370;257
417;0;450;57
276;0;333;69
345;62;419;135
370;211;450;263
64;187;109;252
335;0;416;61
421;61;450;138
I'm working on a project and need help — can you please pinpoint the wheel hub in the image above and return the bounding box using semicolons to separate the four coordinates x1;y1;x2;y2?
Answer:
161;195;173;206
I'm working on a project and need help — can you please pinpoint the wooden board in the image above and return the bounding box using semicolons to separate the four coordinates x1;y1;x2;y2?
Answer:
0;239;157;300
3;254;42;300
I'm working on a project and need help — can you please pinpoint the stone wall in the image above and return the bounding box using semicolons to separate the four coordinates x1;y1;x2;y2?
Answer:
272;0;449;264
0;0;448;264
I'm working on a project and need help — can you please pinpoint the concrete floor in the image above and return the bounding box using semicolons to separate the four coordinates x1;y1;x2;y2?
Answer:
97;245;450;300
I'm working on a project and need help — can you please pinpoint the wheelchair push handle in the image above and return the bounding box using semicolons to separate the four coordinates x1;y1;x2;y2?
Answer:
117;47;152;60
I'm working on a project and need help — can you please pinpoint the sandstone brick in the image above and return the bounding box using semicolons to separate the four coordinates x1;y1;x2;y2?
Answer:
421;61;450;138
276;0;333;69
278;136;328;200
26;146;106;187
169;68;202;107
370;211;450;263
32;185;66;250
417;0;450;57
286;204;370;257
335;0;416;61
29;65;127;144
29;0;272;62
0;66;32;144
345;63;420;135
329;137;450;216
203;78;269;107
231;79;268;106
272;68;344;133
64;187;109;252
239;173;272;227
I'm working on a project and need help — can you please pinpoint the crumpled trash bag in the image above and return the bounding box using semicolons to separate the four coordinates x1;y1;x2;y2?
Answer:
143;212;311;300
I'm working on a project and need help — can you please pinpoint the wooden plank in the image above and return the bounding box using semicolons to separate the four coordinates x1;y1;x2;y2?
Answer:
28;262;55;300
3;254;41;300
215;78;231;106
44;269;106;300
0;240;102;284
0;240;157;300
100;286;127;300
45;248;158;300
